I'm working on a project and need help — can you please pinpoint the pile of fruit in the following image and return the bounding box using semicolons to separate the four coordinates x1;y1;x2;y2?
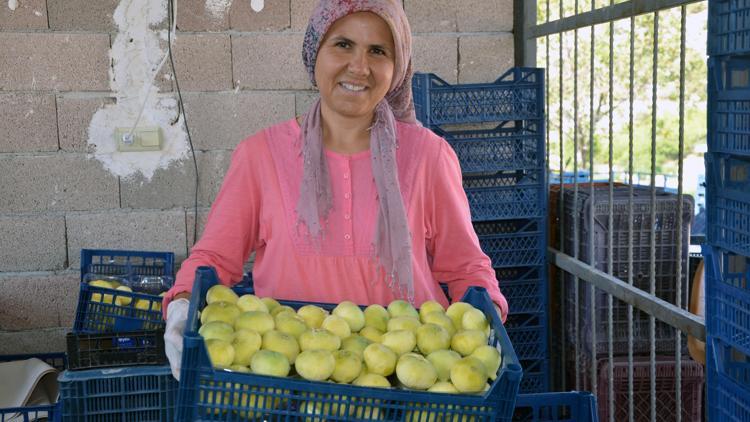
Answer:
87;278;164;311
199;285;502;396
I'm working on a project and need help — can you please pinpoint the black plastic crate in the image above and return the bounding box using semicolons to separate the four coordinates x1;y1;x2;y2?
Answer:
66;330;166;370
559;185;693;356
474;219;546;268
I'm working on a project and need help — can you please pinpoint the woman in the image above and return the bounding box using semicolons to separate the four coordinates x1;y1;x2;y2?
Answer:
163;0;508;380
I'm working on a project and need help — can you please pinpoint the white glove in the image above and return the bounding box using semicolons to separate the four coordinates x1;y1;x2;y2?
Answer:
164;298;190;381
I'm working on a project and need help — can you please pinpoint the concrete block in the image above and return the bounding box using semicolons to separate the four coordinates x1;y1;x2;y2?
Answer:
230;0;290;31
0;0;47;30
458;34;514;84
232;34;310;90
120;159;197;209
66;209;188;266
181;91;295;150
405;0;513;33
0;33;110;92
197;150;233;206
0;215;67;272
0;272;79;331
0;327;69;354
0;93;58;153
291;0;316;31
171;34;233;92
186;208;210;248
57;96;115;152
176;0;229;31
0;154;120;213
412;35;458;83
47;0;118;31
295;91;318;116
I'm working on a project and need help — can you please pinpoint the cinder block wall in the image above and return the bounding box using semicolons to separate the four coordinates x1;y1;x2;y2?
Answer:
0;0;513;353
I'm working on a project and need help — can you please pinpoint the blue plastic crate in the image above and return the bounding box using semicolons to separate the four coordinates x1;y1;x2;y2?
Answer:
708;56;750;157
505;312;548;362
517;358;550;394
474;219;546;268
58;365;177;421
496;266;547;315
709;0;750;56
464;171;546;222
431;122;544;175
703;244;750;356
707;336;750;421
0;353;65;422
74;249;175;333
513;392;598;422
412;68;545;127
706;153;750;256
177;266;522;421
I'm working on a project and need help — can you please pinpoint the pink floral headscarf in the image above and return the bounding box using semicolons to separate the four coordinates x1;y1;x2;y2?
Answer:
297;0;417;302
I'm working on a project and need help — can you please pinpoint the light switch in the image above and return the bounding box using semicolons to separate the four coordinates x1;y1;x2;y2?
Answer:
115;127;163;152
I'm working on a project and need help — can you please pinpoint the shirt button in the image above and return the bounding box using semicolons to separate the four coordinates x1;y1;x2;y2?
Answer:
343;173;350;179
344;213;351;220
344;234;351;240
344;193;351;199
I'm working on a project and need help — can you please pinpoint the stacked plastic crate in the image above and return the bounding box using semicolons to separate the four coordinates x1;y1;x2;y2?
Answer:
705;1;750;420
412;68;549;393
58;249;178;421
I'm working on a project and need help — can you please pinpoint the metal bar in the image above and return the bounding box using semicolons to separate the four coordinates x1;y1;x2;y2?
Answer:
515;0;538;67
573;0;582;396
627;13;636;422
548;247;707;340
529;0;703;38
649;10;659;422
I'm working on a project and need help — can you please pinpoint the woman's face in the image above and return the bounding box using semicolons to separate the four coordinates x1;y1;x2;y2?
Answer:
314;12;395;122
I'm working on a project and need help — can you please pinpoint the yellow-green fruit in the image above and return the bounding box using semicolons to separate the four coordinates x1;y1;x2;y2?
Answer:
201;301;241;326
332;301;366;332
422;311;457;336
205;339;235;368
199;321;235;343
233;387;284;419
206;284;239;305
114;286;133;306
416;323;451;355
359;326;384;343
351;402;382;420
363;304;390;332
387;316;421;333
404;407;440;422
469;345;502;380
274;313;308;339
363;343;397;376
261;297;280;313
295;350;335;381
89;280;114;304
229;365;251;373
297;304;328;329
262;330;299;364
298;328;341;352
445;302;474;331
232;329;262;366
450;356;488;393
353;373;391;388
200;382;230;415
461;308;488;332
418;300;445;322
234;310;275;334
236;294;269;313
298;400;327;422
396;353;438;390
250;349;290;377
271;305;296;318
451;330;488;356
387;299;419;319
321;314;351;339
427;349;462;382
428;381;459;393
341;334;371;358
380;329;416;356
331;349;363;383
135;298;156;311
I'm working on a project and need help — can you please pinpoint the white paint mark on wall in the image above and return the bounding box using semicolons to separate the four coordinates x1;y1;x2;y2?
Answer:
250;0;264;12
8;0;18;11
87;0;188;181
205;0;232;18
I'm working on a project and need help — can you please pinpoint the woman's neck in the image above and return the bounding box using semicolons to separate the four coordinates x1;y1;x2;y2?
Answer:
320;109;373;154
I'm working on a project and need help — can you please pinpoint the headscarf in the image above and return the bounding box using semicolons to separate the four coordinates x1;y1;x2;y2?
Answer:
298;0;417;302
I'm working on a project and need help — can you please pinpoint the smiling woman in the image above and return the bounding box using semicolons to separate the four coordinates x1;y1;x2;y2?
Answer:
161;0;509;382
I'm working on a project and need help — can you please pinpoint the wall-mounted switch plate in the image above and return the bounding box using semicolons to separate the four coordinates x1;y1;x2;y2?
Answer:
115;127;163;152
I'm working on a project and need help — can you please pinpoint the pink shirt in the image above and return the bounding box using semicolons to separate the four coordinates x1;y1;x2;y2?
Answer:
164;119;507;320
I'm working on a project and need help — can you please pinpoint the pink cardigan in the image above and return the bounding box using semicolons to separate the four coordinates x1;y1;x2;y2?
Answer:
163;119;507;320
